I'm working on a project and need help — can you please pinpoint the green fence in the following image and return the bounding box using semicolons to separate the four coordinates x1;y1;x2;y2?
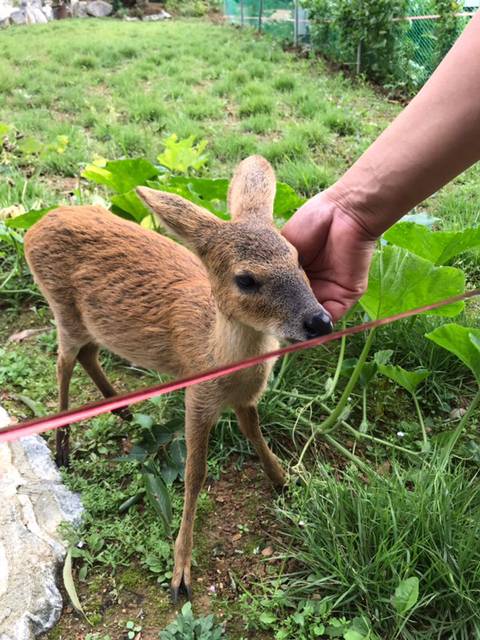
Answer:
223;0;476;88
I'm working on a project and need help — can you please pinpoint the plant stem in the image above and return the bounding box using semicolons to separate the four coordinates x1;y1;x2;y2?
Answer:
282;398;419;457
319;329;347;401
412;393;428;448
323;434;372;474
271;353;290;392
296;329;376;468
440;387;480;470
360;386;368;432
338;418;420;458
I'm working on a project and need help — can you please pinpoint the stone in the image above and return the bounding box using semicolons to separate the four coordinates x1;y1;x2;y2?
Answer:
142;9;171;20
71;0;88;17
9;9;26;23
25;5;48;23
86;0;112;17
0;407;82;640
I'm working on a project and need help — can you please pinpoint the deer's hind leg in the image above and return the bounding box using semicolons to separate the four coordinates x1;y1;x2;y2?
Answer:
235;405;285;487
76;343;132;421
171;386;219;603
51;302;92;467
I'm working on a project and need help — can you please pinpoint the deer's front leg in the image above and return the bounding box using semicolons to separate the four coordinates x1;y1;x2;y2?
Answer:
235;405;286;487
171;388;218;603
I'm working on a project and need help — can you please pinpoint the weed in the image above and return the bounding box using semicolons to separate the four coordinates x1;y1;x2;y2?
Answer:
159;602;225;639
238;95;275;118
273;74;296;93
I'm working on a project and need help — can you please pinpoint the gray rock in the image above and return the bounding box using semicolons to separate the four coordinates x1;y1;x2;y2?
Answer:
86;0;112;17
42;2;53;20
25;6;48;23
0;412;83;640
71;0;88;17
9;9;26;23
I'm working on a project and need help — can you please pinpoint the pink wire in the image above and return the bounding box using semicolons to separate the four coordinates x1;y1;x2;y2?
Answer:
1;289;477;443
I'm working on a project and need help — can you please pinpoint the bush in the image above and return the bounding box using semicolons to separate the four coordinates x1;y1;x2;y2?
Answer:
304;0;411;88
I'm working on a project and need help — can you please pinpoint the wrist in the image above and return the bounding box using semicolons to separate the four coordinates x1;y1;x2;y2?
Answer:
324;181;382;241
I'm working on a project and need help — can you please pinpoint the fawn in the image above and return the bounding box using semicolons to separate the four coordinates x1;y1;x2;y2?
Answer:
24;155;332;601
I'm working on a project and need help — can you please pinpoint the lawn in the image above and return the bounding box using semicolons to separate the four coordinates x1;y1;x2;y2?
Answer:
1;16;480;640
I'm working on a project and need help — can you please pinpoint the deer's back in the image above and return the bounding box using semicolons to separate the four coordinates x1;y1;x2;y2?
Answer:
25;206;215;375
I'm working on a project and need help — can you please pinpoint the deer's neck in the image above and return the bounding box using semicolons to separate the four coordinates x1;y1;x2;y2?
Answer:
212;310;278;366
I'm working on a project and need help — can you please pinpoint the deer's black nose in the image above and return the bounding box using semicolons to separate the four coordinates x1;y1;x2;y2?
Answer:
303;311;333;339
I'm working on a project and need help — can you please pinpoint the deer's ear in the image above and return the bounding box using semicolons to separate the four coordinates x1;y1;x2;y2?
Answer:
228;155;276;225
136;187;223;254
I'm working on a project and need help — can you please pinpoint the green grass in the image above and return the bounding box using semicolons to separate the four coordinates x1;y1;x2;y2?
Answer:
0;18;399;205
272;461;480;640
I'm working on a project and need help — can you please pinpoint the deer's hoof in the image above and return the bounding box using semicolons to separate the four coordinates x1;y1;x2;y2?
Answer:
55;452;70;469
112;406;133;422
171;576;193;604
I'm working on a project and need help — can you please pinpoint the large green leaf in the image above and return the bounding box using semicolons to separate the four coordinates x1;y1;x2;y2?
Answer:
385;222;480;265
392;576;419;615
377;364;430;395
140;177;304;221
425;324;480;384
111;190;152;222
82;158;159;193
143;468;172;536
360;245;465;320
152;176;230;218
6;207;54;230
274;182;305;219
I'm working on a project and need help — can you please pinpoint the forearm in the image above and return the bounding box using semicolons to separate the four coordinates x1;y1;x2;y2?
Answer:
327;11;480;237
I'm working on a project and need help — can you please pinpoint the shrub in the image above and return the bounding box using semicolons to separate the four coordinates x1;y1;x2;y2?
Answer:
303;0;413;89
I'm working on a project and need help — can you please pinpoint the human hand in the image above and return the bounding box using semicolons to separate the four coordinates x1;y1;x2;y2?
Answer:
282;191;377;322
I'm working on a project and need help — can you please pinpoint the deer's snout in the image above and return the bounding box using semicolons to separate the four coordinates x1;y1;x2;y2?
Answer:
303;310;333;339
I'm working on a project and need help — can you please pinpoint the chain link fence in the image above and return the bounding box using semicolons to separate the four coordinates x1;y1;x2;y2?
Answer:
223;0;477;87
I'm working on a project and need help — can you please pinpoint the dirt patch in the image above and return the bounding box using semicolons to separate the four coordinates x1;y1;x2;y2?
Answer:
46;460;279;639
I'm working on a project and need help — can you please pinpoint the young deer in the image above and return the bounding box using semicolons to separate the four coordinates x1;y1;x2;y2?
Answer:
24;155;332;601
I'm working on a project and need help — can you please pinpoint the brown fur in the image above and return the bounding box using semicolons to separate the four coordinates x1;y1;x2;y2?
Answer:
24;155;330;600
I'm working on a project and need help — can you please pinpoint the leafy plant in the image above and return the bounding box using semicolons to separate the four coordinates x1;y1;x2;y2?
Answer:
384;221;480;265
434;0;463;59
303;0;412;89
125;620;142;639
157;134;209;174
116;413;186;536
159;602;225;640
252;597;377;640
0;122;69;165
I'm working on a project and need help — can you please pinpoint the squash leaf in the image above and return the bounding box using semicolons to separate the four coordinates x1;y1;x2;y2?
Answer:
385;222;480;265
377;364;430;395
425;324;480;384
360;245;465;319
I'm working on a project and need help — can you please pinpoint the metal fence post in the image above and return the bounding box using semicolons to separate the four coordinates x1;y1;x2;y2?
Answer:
258;0;263;32
294;0;299;46
240;0;244;26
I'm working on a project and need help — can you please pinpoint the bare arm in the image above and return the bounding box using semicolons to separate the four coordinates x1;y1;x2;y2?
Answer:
283;13;480;320
328;11;480;236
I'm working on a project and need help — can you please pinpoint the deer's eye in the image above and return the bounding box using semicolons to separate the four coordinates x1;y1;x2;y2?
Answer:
235;273;260;293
